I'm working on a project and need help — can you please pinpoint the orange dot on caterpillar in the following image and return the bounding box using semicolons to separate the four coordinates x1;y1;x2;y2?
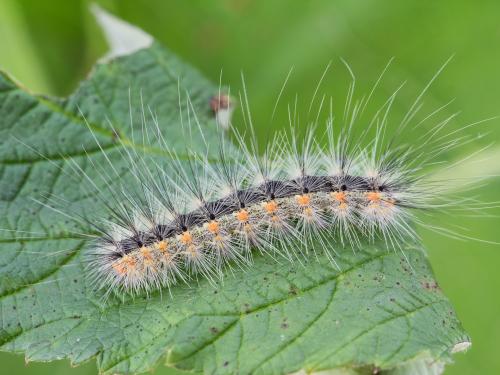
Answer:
366;191;382;203
112;261;127;276
295;194;311;207
236;209;249;222
331;191;347;203
338;202;348;211
140;246;154;264
206;220;220;233
155;240;168;252
303;207;314;218
180;231;193;245
263;200;278;214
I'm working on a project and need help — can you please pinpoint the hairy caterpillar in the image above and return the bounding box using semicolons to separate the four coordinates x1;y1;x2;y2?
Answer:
91;123;418;297
24;62;494;299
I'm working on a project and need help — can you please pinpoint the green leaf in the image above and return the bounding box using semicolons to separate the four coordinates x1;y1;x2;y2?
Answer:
0;38;469;375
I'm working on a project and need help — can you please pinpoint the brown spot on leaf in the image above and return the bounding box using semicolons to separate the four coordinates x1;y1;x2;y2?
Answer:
422;280;440;291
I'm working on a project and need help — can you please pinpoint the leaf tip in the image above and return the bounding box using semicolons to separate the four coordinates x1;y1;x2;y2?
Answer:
90;3;154;62
451;341;472;354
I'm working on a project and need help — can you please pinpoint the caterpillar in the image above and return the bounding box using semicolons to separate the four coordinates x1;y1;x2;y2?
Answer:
57;70;491;299
25;63;493;299
92;127;416;297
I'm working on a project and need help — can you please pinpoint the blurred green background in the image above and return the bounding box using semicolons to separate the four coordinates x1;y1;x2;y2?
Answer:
1;0;499;374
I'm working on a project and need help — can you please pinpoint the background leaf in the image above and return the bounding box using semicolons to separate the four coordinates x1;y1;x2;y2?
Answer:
0;32;470;375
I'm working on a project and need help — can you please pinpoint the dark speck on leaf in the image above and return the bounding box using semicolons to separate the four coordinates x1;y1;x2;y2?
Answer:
243;303;251;313
210;327;219;334
422;280;440;291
